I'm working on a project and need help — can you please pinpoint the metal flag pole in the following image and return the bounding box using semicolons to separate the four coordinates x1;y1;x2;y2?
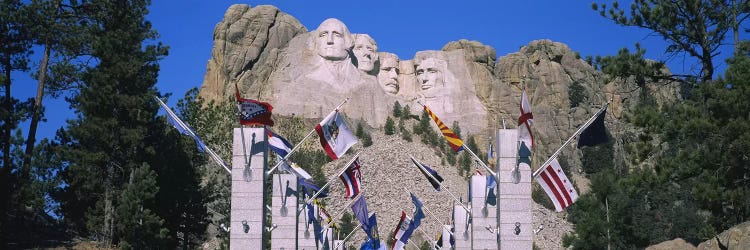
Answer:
396;204;436;244
234;95;253;180
154;96;231;174
532;102;609;178
401;187;455;238
416;101;497;178
409;155;471;214
297;152;362;214
266;97;352;177
334;220;361;249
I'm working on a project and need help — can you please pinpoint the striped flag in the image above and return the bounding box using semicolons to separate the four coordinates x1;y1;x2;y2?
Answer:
339;158;362;198
518;89;534;149
534;158;579;212
423;105;464;152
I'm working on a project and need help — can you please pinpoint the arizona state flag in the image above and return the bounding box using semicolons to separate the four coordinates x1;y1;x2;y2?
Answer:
235;85;274;126
423;105;464;152
315;110;357;160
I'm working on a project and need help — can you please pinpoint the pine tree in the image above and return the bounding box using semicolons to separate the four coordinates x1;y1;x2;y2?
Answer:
392;101;402;117
52;1;208;247
384;116;395;135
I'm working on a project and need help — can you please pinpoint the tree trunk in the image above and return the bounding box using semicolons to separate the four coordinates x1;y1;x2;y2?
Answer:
3;52;11;175
22;43;50;171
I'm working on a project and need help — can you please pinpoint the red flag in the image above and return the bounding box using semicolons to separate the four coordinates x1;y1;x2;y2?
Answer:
235;85;274;126
534;158;579;212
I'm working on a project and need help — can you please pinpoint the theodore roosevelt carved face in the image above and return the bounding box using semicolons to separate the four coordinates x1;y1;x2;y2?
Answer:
352;34;378;72
315;18;353;61
377;53;399;95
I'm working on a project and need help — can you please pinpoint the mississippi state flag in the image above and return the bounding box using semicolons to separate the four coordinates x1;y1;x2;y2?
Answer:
518;89;534;149
339;158;362;198
315;110;357;160
235;85;274;126
534;158;579;212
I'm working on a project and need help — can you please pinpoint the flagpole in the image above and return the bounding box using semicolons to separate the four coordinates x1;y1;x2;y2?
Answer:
266;97;352;177
532;102;609;178
401;187;455;238
415;101;497;178
334;220;361;249
299;152;362;209
154;96;231;174
409;156;471;214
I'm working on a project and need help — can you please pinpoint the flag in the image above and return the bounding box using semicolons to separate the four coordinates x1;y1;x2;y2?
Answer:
235;85;274;126
535;158;579;212
518;88;534;149
577;106;609;148
277;156;312;180
156;97;230;172
487;142;495;165
366;213;382;249
410;193;424;229
392;211;417;250
351;195;373;239
300;178;328;198
267;128;292;157
423;105;464;152
160;99;207;152
486;174;497;206
410;157;444;191
339;158;362;198
435;226;453;249
315;110;357;160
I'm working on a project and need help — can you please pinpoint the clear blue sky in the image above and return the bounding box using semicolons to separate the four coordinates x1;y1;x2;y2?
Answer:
11;0;744;140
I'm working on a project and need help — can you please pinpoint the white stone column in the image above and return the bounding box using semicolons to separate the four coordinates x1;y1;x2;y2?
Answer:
230;128;266;249
496;129;532;249
453;204;472;250
271;174;297;249
471;175;498;249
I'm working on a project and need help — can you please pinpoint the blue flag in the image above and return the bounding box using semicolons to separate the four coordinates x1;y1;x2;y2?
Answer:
410;157;444;191
351;195;372;238
299;178;328;198
410;193;424;228
486;175;497;206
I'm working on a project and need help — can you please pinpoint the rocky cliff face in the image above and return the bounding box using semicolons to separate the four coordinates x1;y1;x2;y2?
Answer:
198;4;682;248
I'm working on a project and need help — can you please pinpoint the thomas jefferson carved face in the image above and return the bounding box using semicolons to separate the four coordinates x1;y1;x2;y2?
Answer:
416;58;444;91
352;34;378;72
315;18;353;61
377;54;399;94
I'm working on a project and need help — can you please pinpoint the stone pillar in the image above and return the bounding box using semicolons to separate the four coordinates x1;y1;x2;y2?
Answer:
471;174;498;249
453;204;472;250
496;129;532;249
231;128;266;249
271;174;297;249
296;201;317;250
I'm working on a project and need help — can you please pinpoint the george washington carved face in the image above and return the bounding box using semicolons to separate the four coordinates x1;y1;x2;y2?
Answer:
315;18;353;61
